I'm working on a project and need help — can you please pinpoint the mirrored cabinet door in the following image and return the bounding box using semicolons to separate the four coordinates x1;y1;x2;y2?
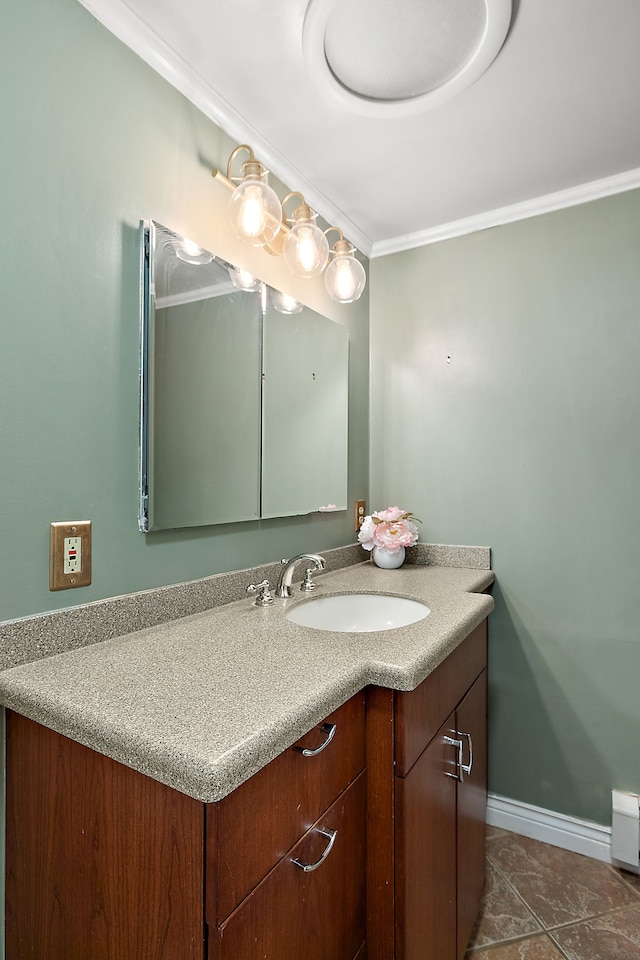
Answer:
151;287;262;529
261;304;348;518
140;220;348;531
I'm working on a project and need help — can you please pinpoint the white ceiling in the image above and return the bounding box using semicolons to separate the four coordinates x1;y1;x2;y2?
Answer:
80;0;640;257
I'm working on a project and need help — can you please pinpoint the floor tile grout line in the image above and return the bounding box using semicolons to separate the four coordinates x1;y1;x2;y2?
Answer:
546;930;573;960
465;931;568;956
487;848;640;934
542;899;640;934
606;863;640;899
465;857;543;953
477;832;640;956
487;855;548;933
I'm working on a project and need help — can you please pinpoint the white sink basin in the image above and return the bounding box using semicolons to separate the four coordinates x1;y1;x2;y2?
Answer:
285;593;431;633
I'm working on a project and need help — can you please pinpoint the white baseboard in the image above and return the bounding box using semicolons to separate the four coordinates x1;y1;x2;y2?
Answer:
487;793;612;864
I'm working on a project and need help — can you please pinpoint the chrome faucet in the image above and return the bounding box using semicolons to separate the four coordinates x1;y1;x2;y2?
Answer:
275;553;326;598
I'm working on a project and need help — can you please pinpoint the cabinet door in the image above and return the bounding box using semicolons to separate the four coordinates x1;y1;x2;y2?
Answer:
217;773;366;960
6;712;205;960
455;670;487;959
395;715;458;960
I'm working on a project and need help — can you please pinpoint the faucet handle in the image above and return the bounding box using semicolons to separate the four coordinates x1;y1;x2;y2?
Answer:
246;579;275;606
300;568;319;592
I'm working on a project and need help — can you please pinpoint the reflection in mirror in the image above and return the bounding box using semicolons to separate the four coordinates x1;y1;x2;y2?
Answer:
141;222;261;530
262;296;348;518
140;221;349;531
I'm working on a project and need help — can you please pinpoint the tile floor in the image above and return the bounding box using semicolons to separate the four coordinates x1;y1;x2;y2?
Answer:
465;827;640;959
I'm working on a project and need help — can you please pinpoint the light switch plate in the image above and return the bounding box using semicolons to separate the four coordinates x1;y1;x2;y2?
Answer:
50;521;92;591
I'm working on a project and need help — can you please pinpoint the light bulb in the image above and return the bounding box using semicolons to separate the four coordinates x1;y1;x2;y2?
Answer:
175;239;213;265
297;226;321;274
228;265;259;291
324;244;366;303
238;185;265;238
270;288;303;314
283;213;329;278
228;161;282;248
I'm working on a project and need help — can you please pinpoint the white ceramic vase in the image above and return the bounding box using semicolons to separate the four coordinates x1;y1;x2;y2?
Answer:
372;546;406;569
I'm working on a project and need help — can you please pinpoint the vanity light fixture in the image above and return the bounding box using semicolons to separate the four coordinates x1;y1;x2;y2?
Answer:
323;228;367;303
212;144;366;302
225;145;283;248
281;192;330;278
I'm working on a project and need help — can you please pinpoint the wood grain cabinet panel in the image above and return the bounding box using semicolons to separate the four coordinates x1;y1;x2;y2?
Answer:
367;619;488;960
217;773;366;960
456;670;488;960
214;693;365;920
395;716;458;960
395;621;487;776
5;712;205;960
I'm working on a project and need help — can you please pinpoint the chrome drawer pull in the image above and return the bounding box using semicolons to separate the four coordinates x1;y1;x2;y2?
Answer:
443;734;463;781
292;828;337;872
293;722;336;757
459;731;473;778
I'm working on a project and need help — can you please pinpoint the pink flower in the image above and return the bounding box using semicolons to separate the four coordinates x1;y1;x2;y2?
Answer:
374;506;406;523
357;515;378;551
357;506;420;552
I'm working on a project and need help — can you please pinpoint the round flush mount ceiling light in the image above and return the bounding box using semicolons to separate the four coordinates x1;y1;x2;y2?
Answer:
302;0;512;117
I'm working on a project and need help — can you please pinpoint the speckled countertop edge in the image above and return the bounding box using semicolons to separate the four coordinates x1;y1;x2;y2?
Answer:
0;560;494;803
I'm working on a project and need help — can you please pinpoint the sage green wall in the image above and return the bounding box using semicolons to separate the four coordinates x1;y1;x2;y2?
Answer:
0;0;369;623
370;190;640;827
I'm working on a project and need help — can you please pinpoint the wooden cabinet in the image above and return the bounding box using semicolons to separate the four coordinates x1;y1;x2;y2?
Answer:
4;619;487;960
217;773;365;960
210;693;366;959
367;620;488;960
212;693;365;923
5;712;205;960
5;694;366;960
455;674;489;957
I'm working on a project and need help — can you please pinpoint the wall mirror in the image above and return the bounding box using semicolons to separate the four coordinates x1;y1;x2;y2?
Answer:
139;221;348;531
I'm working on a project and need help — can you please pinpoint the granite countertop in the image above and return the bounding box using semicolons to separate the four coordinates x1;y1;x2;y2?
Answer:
0;561;494;803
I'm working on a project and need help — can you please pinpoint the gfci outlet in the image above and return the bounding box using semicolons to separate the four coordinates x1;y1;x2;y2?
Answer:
50;521;92;591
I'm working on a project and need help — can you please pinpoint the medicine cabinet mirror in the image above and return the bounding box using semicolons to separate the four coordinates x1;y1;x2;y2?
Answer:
139;221;348;531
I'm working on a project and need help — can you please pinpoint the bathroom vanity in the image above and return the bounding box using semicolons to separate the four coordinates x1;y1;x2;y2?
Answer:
1;561;492;959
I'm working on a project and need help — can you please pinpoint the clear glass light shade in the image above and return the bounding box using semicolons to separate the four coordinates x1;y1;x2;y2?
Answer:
324;251;366;302
228;265;259;291
283;221;329;278
175;239;213;265
228;177;282;247
270;288;304;314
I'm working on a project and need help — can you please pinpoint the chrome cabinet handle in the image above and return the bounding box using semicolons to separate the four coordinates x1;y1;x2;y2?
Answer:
443;734;463;781
293;722;336;757
460;731;473;778
292;828;337;872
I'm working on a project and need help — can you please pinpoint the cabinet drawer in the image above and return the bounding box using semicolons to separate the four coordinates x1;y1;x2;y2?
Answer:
395;620;487;776
218;772;366;960
214;692;365;920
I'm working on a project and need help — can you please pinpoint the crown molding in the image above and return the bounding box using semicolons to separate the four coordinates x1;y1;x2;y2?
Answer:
371;167;640;258
77;0;374;256
75;1;640;263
